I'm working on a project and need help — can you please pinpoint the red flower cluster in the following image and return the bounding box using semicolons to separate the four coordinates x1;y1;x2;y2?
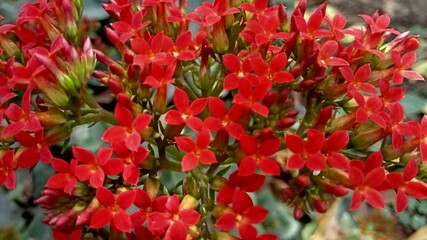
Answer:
1;0;427;239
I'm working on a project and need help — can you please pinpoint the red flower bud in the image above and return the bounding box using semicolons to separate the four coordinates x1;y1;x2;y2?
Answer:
297;174;310;188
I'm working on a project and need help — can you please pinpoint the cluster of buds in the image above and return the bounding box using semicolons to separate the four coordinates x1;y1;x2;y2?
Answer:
1;0;427;239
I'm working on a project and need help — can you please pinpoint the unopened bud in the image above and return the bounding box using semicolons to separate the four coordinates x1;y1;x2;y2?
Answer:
179;195;199;210
144;176;160;200
297;174;310;188
293;205;303;219
312;198;328;213
210;175;228;191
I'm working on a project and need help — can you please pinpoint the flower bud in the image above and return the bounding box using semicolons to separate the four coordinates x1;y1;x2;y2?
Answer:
352;124;387;150
144;176;160;200
279;4;288;31
282;187;297;202
36;108;67;127
297;174;310;188
183;176;201;199
76;198;100;226
179;195;199;210
293;205;303;219
212;21;229;54
210;175;228;191
275;117;296;129
312;198;328;213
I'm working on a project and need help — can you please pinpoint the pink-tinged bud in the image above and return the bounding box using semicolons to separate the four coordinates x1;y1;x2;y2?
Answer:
352;124;387;150
293;205;304;219
312;198;328;213
276;89;290;105
282;187;297;202
254;128;274;142
33;77;70;107
144;176;160;201
213;129;229;152
152;85;168;114
289;64;302;79
155;3;170;35
286;110;299;118
313;106;333;131
276;118;296;129
302;50;319;69
61;0;79;40
212;20;229;54
263;91;278;108
36;108;67;127
76;198;100;226
299;80;315;90
278;3;288;31
297;174;310;188
382;139;419;161
211;175;228;191
328;111;356;131
323;182;349;197
105;28;133;61
403;36;420;51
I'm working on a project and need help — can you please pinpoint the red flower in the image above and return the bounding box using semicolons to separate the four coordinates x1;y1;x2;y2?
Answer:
15;130;52;168
131;32;174;66
188;0;239;26
164;88;207;131
238;135;281;176
349;151;386;210
170;30;196;61
222;53;252;90
285;129;326;171
111;10;150;42
241;15;289;47
340;64;377;96
391;51;425;84
72;146;123;188
217;171;265;205
144;63;175;89
102;102;152;151
215;191;268;232
148;195;200;240
2;86;41;137
0;150;15;190
249;53;294;84
317;40;349;67
387;160;427;212
175;130;217;172
237;224;278;240
204;97;244;139
90;187;136;233
324;130;349;170
233;80;270;117
349;85;386;129
116;146;149;185
45;158;78;195
131;188;152;228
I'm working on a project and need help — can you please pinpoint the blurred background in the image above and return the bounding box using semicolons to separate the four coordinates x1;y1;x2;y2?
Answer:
1;0;427;239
